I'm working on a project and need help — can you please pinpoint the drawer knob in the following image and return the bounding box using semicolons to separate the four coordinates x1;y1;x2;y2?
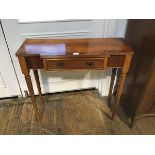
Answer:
56;62;65;68
86;61;95;67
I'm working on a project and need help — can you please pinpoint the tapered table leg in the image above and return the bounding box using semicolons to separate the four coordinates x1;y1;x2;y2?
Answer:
112;55;132;120
108;68;117;103
112;70;126;120
25;74;40;120
33;69;44;105
18;56;40;120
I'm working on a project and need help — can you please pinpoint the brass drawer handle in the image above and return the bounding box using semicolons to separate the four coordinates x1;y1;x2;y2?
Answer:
86;61;95;67
56;62;65;68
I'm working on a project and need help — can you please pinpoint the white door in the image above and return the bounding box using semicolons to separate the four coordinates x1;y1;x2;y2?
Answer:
0;23;21;98
1;19;127;97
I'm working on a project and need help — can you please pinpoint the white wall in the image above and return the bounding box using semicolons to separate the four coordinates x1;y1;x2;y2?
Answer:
1;19;127;97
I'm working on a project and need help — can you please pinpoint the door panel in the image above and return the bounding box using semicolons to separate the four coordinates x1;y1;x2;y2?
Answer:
1;19;127;96
0;24;21;98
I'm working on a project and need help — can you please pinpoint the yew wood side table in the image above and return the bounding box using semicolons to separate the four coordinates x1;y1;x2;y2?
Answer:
16;38;134;120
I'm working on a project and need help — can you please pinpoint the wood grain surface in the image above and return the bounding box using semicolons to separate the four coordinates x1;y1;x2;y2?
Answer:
0;90;154;135
16;38;133;57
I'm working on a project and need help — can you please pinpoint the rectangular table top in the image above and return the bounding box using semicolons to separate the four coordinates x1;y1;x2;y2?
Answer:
16;38;134;58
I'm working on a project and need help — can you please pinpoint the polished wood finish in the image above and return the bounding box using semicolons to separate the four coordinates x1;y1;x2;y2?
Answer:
16;38;133;57
107;55;125;67
122;20;155;127
33;70;44;105
43;58;105;70
1;90;155;135
18;57;39;120
16;38;133;120
112;55;132;119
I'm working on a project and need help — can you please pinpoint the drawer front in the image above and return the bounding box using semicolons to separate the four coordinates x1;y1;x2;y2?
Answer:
43;58;105;70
